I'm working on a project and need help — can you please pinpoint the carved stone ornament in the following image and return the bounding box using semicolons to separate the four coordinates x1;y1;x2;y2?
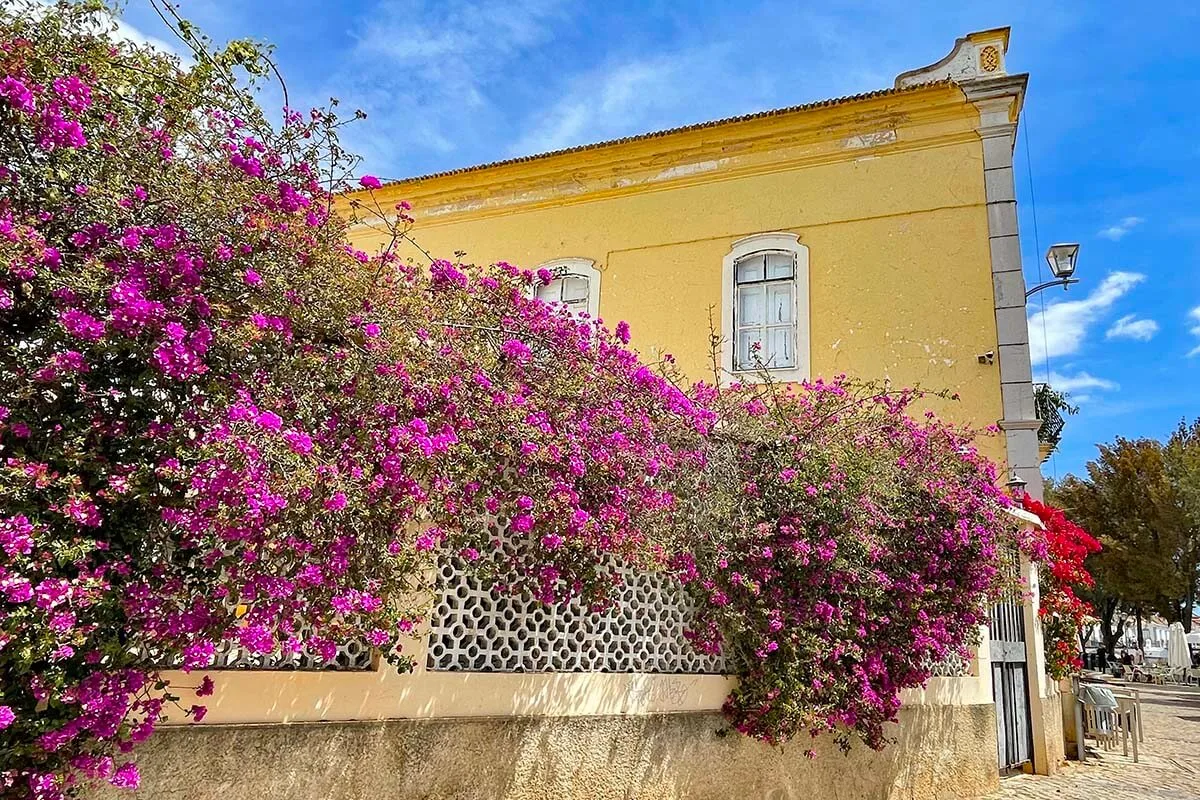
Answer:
894;28;1010;89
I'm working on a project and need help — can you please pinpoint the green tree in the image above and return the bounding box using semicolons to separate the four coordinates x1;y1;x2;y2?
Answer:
1049;474;1132;656
1051;436;1198;657
1165;417;1200;628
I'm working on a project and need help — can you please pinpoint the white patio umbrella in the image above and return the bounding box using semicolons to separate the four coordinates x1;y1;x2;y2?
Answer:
1168;621;1190;671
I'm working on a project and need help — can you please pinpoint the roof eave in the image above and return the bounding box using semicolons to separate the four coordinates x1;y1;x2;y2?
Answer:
359;79;957;193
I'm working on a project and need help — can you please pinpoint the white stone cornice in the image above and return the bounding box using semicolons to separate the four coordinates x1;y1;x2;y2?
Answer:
978;122;1018;139
997;418;1043;432
960;74;1029;103
963;75;1029;128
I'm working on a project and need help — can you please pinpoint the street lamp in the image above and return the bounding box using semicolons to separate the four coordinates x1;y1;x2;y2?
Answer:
1005;470;1028;497
1026;243;1081;299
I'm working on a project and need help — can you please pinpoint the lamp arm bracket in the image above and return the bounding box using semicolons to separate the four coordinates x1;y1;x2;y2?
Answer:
1025;277;1080;299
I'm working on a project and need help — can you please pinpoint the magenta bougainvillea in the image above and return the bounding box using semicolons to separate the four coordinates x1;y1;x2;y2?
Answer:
681;382;1010;751
1;3;1021;797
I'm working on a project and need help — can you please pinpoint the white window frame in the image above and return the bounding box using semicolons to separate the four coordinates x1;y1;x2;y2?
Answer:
531;257;601;319
721;232;810;384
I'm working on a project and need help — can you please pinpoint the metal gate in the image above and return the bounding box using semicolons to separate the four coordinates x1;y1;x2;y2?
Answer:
990;558;1033;771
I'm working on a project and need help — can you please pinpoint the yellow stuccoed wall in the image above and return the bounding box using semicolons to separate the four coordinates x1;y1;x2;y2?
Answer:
345;82;1006;465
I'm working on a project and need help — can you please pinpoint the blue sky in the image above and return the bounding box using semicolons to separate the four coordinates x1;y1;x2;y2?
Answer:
114;0;1200;480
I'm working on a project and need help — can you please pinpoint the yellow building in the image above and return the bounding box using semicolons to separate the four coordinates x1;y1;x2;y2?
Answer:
345;30;1044;504
109;30;1064;800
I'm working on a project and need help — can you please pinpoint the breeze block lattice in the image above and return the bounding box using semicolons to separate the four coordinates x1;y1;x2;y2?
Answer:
426;519;725;674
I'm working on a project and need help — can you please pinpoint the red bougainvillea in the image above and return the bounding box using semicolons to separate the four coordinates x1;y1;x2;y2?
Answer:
1020;495;1101;679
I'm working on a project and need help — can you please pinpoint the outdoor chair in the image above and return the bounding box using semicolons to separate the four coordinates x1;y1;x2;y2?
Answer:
1075;680;1140;763
1107;687;1143;753
1113;696;1140;762
1134;665;1162;684
1081;704;1120;753
1147;664;1182;685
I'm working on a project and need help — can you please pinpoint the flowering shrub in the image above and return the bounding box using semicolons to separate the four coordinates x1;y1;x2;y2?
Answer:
677;381;1010;750
0;2;1021;796
1020;496;1101;679
0;3;714;794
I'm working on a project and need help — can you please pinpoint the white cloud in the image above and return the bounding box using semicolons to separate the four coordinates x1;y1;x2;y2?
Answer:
1046;371;1118;394
1188;306;1200;358
1028;271;1146;364
323;0;900;176
1105;313;1159;342
109;15;185;59
509;55;716;156
511;59;666;155
13;0;185;58
1098;216;1144;241
329;0;571;169
506;15;894;160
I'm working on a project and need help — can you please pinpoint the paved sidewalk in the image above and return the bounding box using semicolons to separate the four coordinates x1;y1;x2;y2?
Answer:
987;678;1200;799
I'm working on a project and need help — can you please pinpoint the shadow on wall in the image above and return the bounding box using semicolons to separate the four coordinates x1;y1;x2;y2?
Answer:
88;704;998;800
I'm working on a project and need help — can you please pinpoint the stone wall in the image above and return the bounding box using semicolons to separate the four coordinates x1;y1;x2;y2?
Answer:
1043;696;1066;769
92;704;998;800
1060;679;1080;759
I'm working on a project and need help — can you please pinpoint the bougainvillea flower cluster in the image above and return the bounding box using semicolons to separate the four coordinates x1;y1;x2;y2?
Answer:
1019;496;1101;679
1;3;1031;797
682;381;1011;750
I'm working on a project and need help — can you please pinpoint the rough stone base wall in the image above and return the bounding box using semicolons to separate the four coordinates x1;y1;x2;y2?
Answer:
1041;686;1066;771
1058;678;1078;758
91;704;998;800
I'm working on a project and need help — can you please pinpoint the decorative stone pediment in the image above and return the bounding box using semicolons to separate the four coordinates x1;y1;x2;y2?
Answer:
895;28;1010;88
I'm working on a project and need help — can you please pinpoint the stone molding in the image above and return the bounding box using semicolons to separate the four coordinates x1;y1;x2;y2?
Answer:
342;84;979;230
895;28;1012;89
997;418;1043;432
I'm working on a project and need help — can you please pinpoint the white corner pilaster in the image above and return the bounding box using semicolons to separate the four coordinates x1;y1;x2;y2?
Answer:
962;66;1061;776
1020;554;1058;774
966;81;1044;503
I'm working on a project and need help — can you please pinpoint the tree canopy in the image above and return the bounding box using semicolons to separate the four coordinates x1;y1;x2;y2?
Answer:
1050;425;1200;654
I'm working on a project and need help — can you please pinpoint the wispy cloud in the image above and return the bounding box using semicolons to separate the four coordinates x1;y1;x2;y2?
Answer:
1105;313;1159;342
19;0;187;58
507;11;893;160
1028;271;1146;364
509;51;728;156
1098;216;1144;241
1046;371;1118;394
108;15;184;57
321;0;902;176
1188;306;1200;358
328;0;571;174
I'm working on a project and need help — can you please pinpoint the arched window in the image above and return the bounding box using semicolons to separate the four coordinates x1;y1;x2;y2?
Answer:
531;257;601;318
721;233;810;383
